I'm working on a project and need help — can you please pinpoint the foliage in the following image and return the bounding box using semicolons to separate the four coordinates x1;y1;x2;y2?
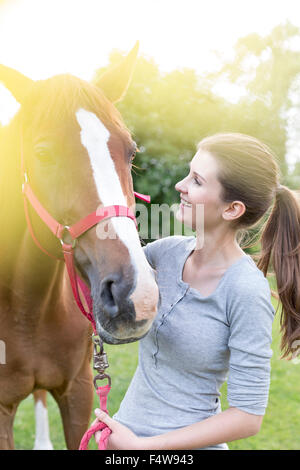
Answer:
211;21;300;178
286;162;300;189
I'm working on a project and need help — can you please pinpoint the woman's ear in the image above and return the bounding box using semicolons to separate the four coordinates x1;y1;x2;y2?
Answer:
222;200;246;222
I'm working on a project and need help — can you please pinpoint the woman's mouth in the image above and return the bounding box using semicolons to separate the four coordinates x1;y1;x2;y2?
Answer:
180;199;192;208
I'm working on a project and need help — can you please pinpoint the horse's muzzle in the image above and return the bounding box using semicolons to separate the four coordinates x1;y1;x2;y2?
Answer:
95;321;150;345
90;267;157;344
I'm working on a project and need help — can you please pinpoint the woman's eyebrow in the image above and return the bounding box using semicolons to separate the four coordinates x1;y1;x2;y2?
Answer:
188;163;207;182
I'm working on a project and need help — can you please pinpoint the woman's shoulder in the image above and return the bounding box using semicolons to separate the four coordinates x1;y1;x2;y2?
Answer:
229;255;270;289
225;255;275;319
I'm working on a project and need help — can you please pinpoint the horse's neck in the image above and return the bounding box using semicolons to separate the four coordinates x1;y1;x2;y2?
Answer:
0;119;25;240
0;124;26;281
0;228;66;333
0;223;65;311
0;124;65;313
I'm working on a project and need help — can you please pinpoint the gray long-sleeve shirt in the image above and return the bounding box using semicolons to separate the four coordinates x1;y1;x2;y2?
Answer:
113;236;275;450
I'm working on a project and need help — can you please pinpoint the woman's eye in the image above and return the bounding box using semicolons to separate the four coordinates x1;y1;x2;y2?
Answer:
194;178;202;186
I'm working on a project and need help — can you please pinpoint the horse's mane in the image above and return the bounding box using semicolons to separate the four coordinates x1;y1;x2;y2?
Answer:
0;74;132;226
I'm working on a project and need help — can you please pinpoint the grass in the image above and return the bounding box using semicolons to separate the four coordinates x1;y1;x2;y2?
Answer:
13;295;300;450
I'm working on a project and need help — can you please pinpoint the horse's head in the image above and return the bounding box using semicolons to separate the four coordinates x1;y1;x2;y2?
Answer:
0;44;159;344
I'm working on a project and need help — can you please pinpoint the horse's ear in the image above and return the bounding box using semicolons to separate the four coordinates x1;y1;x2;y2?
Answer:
94;41;139;103
0;65;34;104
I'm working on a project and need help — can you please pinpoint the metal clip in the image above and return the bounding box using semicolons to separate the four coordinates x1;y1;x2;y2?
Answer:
93;372;111;388
92;334;111;388
93;336;109;370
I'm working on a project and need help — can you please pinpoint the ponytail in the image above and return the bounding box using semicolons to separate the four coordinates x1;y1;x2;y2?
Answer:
257;186;300;359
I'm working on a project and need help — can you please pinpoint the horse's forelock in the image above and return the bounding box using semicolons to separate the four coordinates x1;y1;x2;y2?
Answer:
22;74;132;145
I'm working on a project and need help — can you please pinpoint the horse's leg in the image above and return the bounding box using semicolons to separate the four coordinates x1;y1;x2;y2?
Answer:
33;390;53;450
0;403;17;450
51;362;94;450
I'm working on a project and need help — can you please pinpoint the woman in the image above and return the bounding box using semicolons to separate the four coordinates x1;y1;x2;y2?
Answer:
94;133;300;450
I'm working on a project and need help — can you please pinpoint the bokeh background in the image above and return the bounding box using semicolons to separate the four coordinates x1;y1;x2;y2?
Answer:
0;0;299;450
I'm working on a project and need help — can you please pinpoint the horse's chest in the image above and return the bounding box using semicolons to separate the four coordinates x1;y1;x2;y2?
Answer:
0;338;69;404
0;279;91;407
0;316;90;404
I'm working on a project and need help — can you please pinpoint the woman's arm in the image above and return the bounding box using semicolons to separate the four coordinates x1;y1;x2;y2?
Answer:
141;407;262;450
94;407;263;450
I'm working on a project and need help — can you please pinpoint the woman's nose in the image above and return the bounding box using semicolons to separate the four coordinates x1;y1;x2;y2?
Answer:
175;178;187;193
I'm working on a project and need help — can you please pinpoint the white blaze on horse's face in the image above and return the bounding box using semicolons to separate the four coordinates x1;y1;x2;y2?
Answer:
76;108;158;329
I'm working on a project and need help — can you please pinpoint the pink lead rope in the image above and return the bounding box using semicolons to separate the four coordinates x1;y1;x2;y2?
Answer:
79;384;112;450
79;335;113;450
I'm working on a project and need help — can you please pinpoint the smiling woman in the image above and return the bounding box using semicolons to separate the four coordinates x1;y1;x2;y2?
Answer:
90;132;300;451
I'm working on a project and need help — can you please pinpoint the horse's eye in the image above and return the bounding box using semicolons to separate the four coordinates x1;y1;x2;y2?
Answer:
37;150;48;158
35;146;54;163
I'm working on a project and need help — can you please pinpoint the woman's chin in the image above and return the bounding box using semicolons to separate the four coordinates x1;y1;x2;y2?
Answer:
175;210;183;222
175;211;193;229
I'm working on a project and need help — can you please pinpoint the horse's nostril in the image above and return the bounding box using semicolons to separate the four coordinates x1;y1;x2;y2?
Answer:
100;277;120;318
105;303;119;318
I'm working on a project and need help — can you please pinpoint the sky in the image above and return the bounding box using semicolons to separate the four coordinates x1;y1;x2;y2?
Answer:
0;0;299;168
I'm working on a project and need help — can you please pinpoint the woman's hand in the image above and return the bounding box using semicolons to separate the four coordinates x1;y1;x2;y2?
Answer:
93;409;145;450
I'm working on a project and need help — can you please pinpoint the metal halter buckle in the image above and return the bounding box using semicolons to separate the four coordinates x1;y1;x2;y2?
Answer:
59;225;76;248
21;172;28;193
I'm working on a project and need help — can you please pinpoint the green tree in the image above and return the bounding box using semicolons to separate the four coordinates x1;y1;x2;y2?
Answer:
209;21;300;179
286;161;300;189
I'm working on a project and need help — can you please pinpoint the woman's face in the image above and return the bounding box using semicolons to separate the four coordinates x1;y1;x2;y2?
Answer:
175;149;226;231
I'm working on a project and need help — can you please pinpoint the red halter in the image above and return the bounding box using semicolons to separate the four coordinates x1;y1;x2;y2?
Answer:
20;132;150;334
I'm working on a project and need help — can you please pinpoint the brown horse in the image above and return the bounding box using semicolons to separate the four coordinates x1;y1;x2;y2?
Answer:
0;44;159;449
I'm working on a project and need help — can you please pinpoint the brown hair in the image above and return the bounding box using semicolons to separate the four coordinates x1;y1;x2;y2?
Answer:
198;132;300;359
